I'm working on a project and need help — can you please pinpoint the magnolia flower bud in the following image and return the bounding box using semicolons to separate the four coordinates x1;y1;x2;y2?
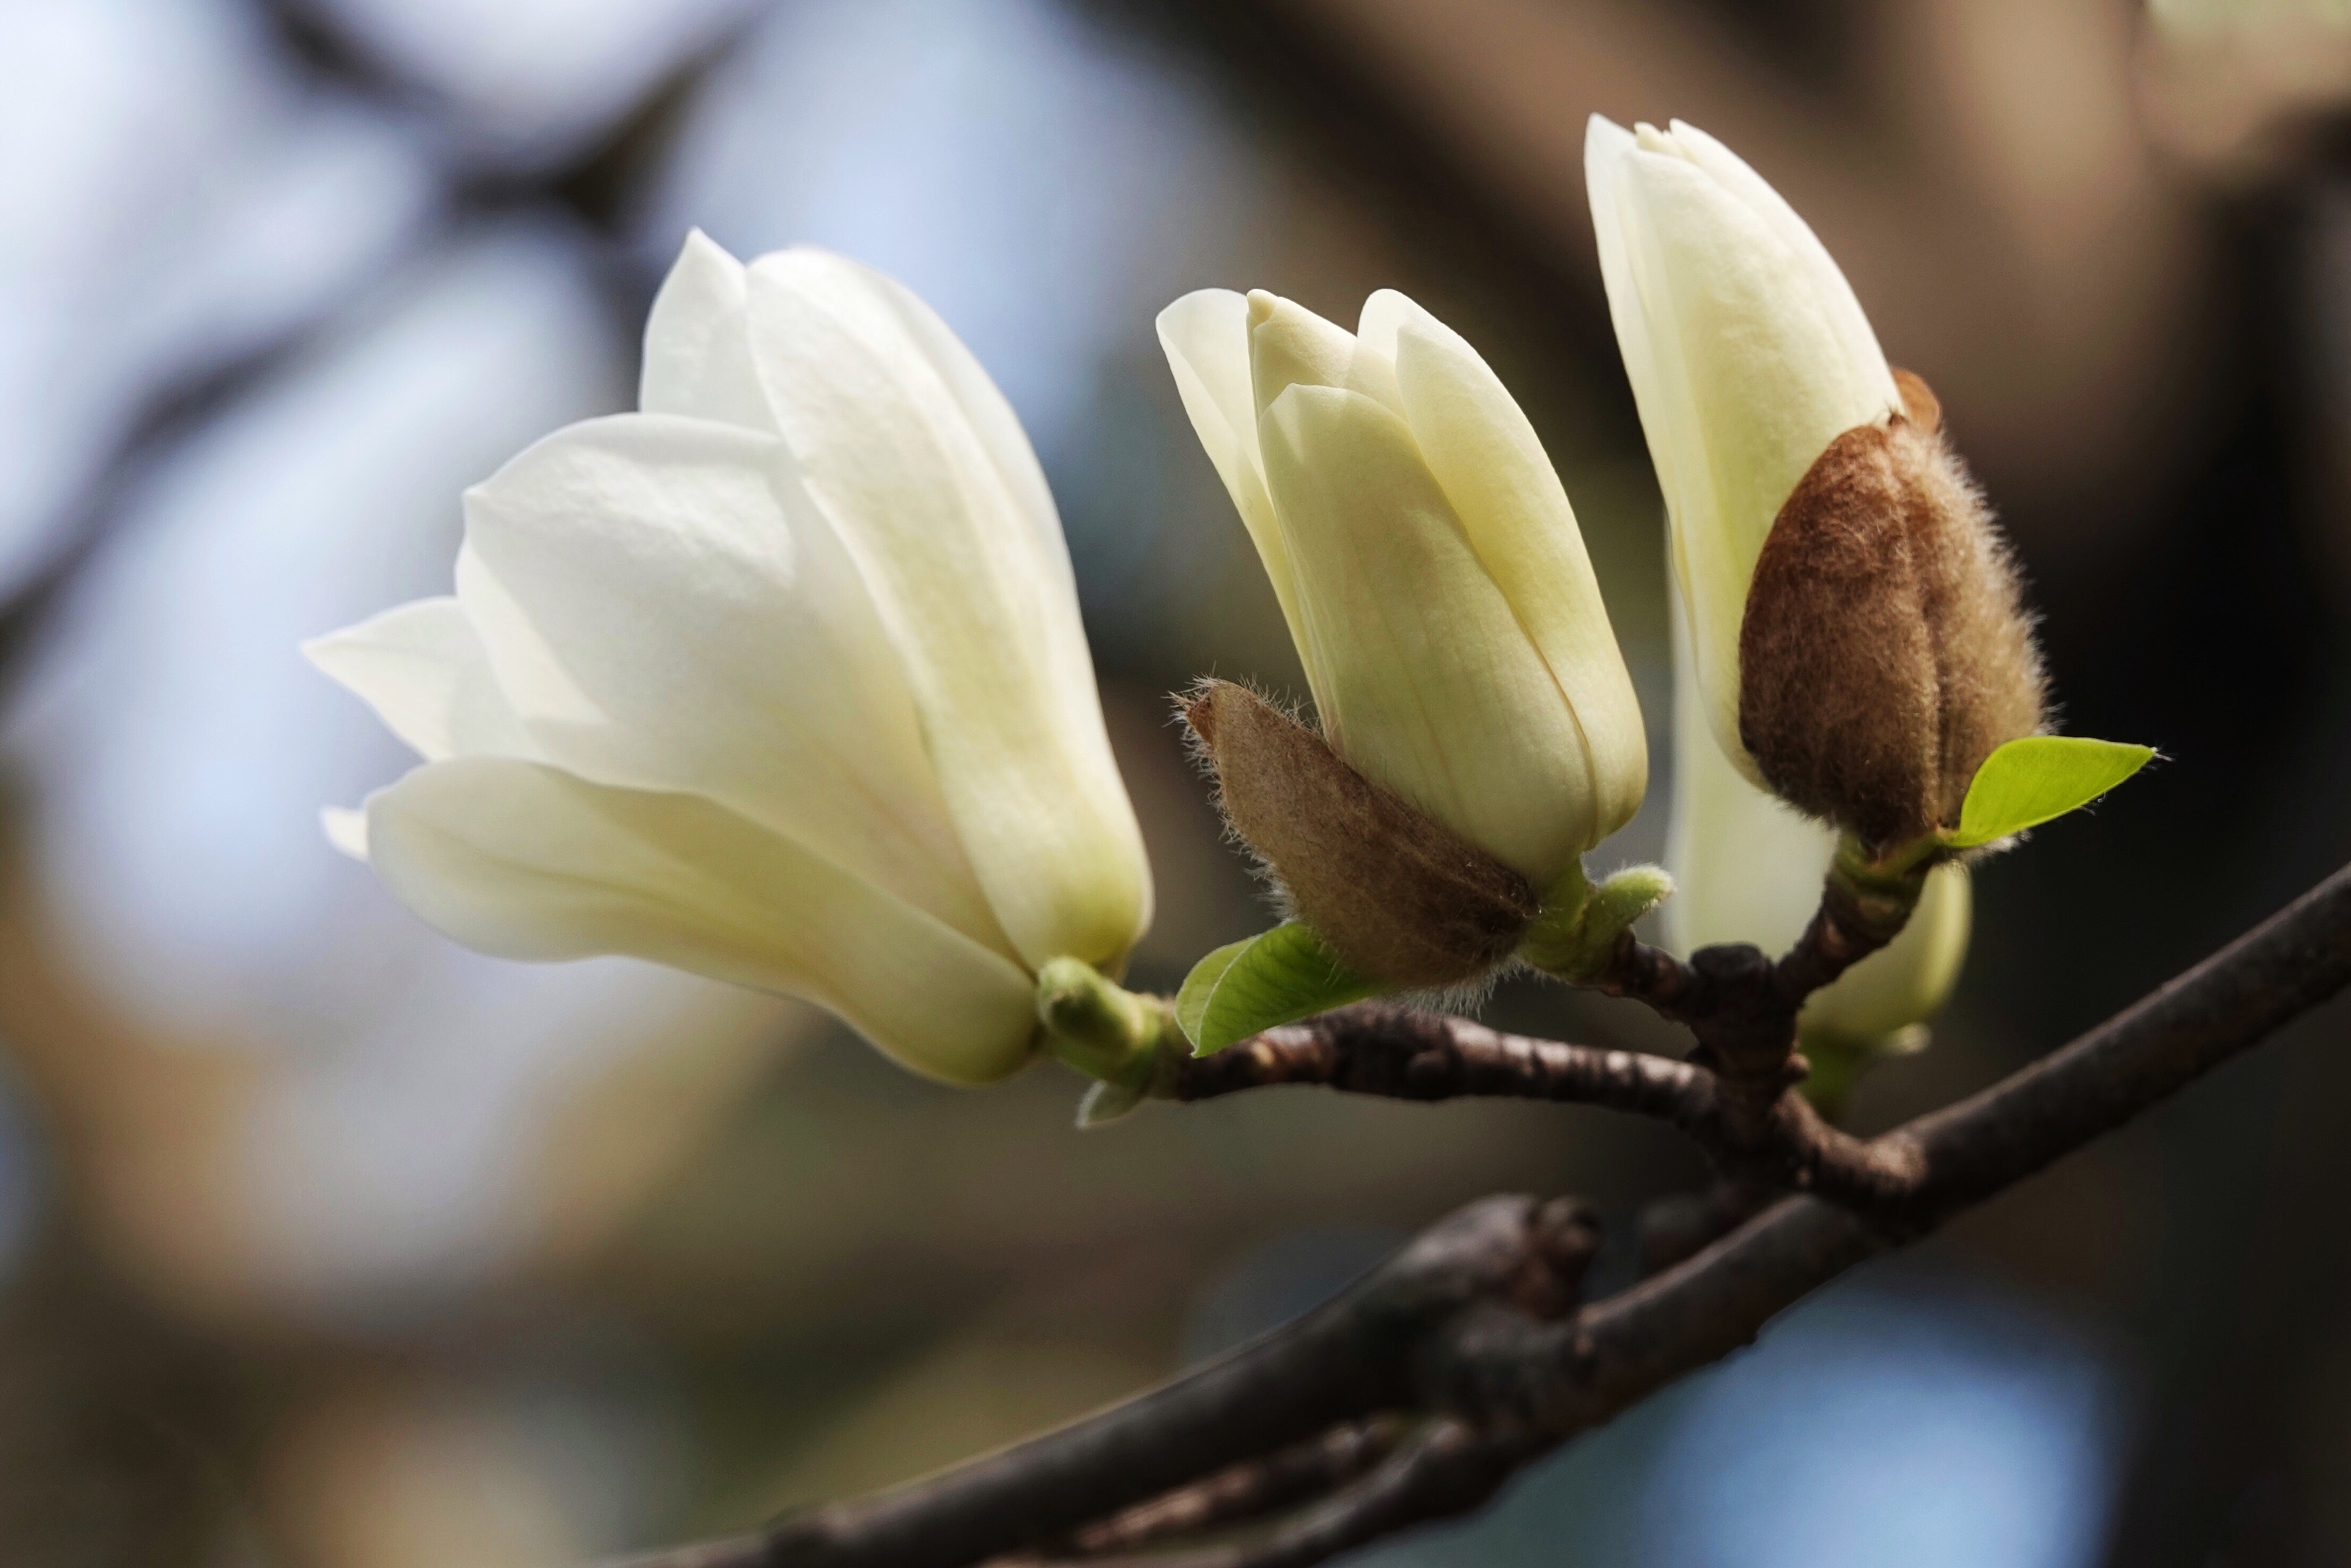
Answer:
1588;115;2045;849
306;232;1152;1085
1663;590;1968;1057
1157;286;1647;985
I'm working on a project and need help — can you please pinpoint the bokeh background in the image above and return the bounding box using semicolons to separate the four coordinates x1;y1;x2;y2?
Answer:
5;0;2351;1563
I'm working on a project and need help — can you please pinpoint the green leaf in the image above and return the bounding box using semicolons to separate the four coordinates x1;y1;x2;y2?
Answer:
1172;939;1247;1045
1075;1077;1151;1129
1175;922;1379;1054
1949;735;2155;848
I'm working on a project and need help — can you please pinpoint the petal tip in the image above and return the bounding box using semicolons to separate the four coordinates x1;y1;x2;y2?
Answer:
322;805;370;862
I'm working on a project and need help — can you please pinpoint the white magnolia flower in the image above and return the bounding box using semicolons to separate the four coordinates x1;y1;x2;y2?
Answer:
309;232;1152;1085
1663;592;1968;1047
1586;113;1903;786
1156;286;1646;897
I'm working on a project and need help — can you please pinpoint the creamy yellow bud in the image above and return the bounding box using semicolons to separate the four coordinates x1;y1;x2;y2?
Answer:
1157;285;1647;970
1588;115;2045;846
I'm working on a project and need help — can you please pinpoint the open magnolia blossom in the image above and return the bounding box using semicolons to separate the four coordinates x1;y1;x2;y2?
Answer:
1157;286;1646;987
1587;115;2045;849
1663;588;1968;1068
307;232;1152;1085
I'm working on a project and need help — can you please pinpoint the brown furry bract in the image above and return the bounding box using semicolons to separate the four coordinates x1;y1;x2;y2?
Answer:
1182;680;1538;987
1737;377;2046;849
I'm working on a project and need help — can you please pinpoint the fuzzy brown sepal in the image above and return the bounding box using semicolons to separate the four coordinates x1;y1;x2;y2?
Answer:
1181;679;1538;988
1737;375;2047;849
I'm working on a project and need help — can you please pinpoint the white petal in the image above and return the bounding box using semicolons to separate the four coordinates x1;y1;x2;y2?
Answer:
1661;581;1842;958
1384;292;1649;841
1354;288;1412;362
1259;383;1595;886
1155;289;1310;672
1666;119;1895;411
365;758;1041;1085
1586;115;1899;782
1245;290;1403;419
303;596;538;761
844;257;1070;598
455;411;1010;957
639;229;773;430
321;806;370;861
743;250;1151;973
1661;581;1965;1040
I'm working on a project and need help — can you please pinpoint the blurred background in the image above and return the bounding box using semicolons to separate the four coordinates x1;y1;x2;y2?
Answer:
4;0;2351;1563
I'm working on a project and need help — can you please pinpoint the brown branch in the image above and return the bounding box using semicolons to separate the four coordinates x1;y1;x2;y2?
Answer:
1043;1418;1409;1559
1168;1006;1707;1120
1164;844;1944;1215
1040;1420;1529;1568
1164;1003;1923;1216
619;1198;1597;1568
614;857;2351;1568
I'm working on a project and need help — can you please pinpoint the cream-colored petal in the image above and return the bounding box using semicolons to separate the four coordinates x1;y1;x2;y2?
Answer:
454;411;1009;957
365;758;1040;1085
844;257;1069;601
303;596;539;762
1245;290;1403;420
1586;115;1900;781
1353;289;1411;363
1156;290;1309;676
743;251;1151;972
1665;120;1895;414
639;229;773;430
322;806;370;861
1661;588;1843;958
1384;291;1648;840
1241;290;1409;709
1661;584;1965;1039
1259;383;1595;886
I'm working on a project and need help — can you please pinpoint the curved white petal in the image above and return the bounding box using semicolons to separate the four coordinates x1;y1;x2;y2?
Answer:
1585;115;1899;781
847;258;1070;600
1245;290;1404;419
1665;120;1893;407
453;411;1009;957
1662;616;1843;960
1382;291;1648;841
1155;289;1309;672
322;806;370;861
365;758;1040;1085
742;250;1150;972
639;229;773;430
302;595;539;761
1662;585;1965;1040
1259;383;1594;886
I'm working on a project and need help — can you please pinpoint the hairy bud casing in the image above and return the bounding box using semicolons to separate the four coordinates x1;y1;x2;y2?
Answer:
1183;680;1537;987
1155;285;1647;898
1737;400;2046;847
1588;113;2048;847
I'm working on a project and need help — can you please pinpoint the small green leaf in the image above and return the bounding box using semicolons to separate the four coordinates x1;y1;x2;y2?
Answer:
1173;938;1246;1046
1075;1077;1150;1128
1949;735;2154;848
1175;922;1378;1054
